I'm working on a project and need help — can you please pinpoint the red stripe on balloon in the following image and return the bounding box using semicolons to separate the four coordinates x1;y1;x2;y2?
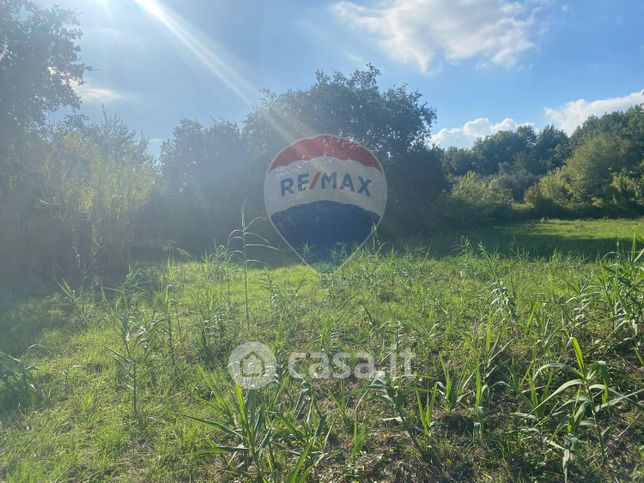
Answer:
269;135;381;172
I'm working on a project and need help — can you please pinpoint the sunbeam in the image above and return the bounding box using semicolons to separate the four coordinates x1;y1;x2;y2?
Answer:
133;0;258;106
133;0;317;146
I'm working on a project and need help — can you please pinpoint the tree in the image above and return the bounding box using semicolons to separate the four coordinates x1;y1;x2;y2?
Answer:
563;105;643;214
524;168;575;216
0;112;155;282
0;0;85;135
533;125;570;174
149;119;250;250
436;172;513;226
242;65;446;236
62;111;154;167
442;146;481;177
244;66;436;160
445;125;570;201
566;134;639;209
0;0;89;282
470;126;536;176
527;112;643;217
570;104;643;150
44;126;156;276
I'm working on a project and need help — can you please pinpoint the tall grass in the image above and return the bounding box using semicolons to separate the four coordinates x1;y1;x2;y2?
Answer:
1;227;642;481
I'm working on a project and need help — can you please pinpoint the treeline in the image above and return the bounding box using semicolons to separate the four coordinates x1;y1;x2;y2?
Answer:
441;106;643;222
1;1;642;284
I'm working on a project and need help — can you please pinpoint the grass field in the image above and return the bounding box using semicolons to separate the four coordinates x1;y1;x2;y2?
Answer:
1;218;642;481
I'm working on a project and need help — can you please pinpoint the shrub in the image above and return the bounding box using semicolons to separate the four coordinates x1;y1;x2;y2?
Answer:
436;172;513;227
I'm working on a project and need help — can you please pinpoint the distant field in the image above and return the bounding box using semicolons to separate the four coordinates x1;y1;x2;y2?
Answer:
486;217;642;244
460;217;643;258
1;218;642;481
506;217;644;240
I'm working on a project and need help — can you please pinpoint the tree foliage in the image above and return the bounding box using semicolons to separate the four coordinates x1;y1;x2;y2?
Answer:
0;0;85;134
0;0;641;284
241;65;445;236
143;119;249;250
147;65;447;249
526;106;643;216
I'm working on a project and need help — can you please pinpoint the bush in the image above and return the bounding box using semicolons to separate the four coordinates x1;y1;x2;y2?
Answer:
0;120;155;283
436;172;513;227
524;168;577;217
526;132;644;218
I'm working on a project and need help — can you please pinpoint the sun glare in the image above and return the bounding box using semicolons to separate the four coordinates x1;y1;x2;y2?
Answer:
131;0;316;143
132;0;257;106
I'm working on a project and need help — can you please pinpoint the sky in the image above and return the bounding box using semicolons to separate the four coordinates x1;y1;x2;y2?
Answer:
40;0;643;154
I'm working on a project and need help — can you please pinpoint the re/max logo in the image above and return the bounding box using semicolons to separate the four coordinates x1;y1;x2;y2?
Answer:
280;172;372;197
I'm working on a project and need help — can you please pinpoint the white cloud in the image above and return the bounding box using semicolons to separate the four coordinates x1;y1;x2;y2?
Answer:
544;90;643;134
431;90;644;148
431;117;530;148
73;82;122;103
330;0;543;73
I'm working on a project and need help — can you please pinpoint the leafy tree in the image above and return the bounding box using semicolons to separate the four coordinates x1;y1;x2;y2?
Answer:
566;134;640;209
387;145;447;234
436;172;513;226
442;147;481;177
443;125;570;201
0;0;90;281
149;119;250;250
470;126;536;176
570;104;643;150
62;111;154;167
0;114;155;282
524;168;575;216
244;65;435;159
0;134;59;280
161;119;246;199
44;126;156;275
532;125;570;174
527;111;643;217
496;166;538;201
243;65;446;236
0;0;85;135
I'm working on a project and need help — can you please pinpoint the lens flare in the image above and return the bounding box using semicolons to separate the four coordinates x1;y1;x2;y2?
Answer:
133;0;257;106
133;0;315;144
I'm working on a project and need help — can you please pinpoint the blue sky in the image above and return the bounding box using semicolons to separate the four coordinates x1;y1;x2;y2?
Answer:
42;0;643;153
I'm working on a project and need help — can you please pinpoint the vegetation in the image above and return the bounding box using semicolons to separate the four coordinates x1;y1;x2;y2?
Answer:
1;219;642;481
0;3;642;481
2;2;641;284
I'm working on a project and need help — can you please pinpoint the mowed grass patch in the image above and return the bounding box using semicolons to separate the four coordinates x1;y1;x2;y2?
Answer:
0;218;642;481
